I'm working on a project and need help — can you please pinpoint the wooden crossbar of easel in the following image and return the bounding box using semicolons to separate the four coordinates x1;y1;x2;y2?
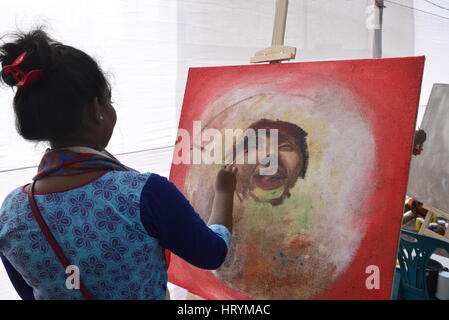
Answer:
418;204;449;243
250;0;296;64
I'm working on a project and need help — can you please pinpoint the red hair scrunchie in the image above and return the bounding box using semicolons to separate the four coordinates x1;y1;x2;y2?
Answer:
2;51;43;87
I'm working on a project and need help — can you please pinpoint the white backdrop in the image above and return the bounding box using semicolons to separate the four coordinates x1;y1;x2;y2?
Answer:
0;0;446;299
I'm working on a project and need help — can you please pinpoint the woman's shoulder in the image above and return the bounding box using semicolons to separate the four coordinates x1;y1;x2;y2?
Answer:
139;173;188;207
58;170;155;200
0;171;154;209
112;170;173;188
107;169;153;182
0;170;171;212
91;170;176;198
0;186;26;213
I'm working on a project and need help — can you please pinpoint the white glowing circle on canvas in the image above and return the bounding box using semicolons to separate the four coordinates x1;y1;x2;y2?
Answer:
185;79;376;299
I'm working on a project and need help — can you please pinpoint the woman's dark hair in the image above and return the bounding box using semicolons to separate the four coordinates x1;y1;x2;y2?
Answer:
0;28;110;141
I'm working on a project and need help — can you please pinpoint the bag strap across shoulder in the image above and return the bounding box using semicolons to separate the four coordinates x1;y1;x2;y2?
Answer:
27;181;95;300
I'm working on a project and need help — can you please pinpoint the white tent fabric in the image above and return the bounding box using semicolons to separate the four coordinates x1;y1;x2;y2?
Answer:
0;0;445;299
413;0;449;106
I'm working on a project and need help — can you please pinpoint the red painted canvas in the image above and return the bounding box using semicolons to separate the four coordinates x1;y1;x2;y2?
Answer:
168;57;424;299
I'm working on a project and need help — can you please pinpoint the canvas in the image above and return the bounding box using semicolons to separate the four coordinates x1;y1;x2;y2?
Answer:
168;57;424;299
408;83;449;214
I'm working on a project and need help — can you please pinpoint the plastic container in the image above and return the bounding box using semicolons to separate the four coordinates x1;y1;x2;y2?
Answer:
426;259;446;298
436;271;449;300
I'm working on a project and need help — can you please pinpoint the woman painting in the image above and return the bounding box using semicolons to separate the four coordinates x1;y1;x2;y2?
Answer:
0;29;237;300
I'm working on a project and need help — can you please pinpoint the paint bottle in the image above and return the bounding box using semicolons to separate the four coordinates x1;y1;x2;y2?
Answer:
416;217;424;231
437;217;449;230
436;220;447;236
429;222;439;232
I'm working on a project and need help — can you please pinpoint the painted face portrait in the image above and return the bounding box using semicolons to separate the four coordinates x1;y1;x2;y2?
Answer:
183;80;376;299
232;119;309;207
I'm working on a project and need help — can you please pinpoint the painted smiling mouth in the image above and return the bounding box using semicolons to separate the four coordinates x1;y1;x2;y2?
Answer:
251;167;288;190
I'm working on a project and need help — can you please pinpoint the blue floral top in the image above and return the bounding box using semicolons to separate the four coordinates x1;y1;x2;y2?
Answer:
0;171;231;300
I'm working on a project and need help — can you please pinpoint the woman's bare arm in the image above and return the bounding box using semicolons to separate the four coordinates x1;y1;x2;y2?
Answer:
208;165;237;232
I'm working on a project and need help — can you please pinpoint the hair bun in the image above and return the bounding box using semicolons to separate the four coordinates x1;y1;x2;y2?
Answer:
0;28;58;87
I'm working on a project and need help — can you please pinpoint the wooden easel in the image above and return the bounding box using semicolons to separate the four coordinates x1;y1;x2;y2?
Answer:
186;0;296;301
250;0;296;64
418;204;449;243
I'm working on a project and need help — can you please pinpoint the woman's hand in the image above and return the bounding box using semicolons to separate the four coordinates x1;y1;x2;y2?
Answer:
208;164;238;232
215;164;238;194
